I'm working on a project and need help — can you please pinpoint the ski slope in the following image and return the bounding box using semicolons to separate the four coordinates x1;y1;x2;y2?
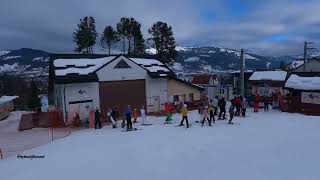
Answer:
1;110;320;180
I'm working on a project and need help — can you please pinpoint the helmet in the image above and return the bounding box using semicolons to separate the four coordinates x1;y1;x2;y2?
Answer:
205;106;208;108
184;104;187;107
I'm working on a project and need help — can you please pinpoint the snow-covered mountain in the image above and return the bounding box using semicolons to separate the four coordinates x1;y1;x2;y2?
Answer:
0;48;49;77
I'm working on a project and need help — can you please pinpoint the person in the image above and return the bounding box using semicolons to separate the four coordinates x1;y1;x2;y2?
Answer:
213;96;219;115
94;108;102;129
140;106;146;125
241;98;247;117
165;103;173;123
202;106;212;126
234;96;241;116
229;100;235;124
124;105;133;131
218;97;226;120
254;94;260;112
208;103;215;124
109;107;118;128
133;108;138;123
179;104;190;128
264;95;269;111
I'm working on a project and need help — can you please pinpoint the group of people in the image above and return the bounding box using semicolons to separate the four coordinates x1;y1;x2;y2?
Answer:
94;105;147;131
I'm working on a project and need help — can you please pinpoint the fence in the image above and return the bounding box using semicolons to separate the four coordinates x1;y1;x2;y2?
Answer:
0;110;74;159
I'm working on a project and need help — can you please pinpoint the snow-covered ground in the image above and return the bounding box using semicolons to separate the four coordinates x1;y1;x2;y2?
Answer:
1;110;320;180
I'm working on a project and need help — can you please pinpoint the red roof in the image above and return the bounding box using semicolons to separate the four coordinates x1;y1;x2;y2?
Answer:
192;75;218;84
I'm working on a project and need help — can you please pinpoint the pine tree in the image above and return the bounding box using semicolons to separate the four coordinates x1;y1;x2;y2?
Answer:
100;26;119;55
116;17;130;54
73;16;98;54
148;21;177;63
27;81;41;111
132;20;145;55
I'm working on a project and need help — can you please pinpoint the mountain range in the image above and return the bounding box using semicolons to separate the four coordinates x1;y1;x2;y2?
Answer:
0;47;308;77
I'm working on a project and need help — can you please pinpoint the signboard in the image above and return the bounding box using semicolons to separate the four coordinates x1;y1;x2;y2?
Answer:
301;92;320;104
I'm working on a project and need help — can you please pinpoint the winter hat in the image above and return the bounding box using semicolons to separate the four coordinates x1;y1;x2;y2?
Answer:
205;106;208;108
184;104;187;107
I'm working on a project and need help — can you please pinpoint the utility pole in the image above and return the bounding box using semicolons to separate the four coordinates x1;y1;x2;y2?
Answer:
303;41;316;72
240;49;245;97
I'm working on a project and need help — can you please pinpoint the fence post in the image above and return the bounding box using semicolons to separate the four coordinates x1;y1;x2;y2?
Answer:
0;147;3;159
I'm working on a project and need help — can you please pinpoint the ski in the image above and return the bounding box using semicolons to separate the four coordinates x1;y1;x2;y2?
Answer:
121;128;143;132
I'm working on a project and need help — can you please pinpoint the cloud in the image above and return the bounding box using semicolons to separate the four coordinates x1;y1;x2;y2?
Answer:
0;0;319;56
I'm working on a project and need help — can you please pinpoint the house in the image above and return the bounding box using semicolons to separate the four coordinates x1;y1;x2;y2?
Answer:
167;77;204;103
50;54;203;122
230;70;254;95
249;70;288;95
283;72;320;115
192;74;233;100
290;58;320;72
0;95;18;120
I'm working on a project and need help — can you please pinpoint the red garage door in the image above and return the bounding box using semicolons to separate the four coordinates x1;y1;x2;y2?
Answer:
99;80;146;119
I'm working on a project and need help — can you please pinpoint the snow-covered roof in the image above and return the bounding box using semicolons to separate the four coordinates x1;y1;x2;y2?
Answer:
54;56;116;76
131;58;170;73
0;95;19;103
249;71;287;81
290;60;304;70
285;74;320;90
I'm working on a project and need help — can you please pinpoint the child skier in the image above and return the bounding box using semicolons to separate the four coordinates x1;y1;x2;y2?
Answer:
241;98;247;117
202;106;212;126
124;105;133;131
179;104;190;128
133;108;138;123
208;104;215;124
109;108;118;128
229;101;235;124
165;103;173;124
94;108;102;129
218;97;226;120
140;106;146;125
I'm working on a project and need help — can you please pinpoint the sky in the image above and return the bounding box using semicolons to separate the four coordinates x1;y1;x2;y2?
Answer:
0;0;320;56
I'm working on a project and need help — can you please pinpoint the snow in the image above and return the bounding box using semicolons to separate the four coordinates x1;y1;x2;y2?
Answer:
32;57;49;62
208;50;215;53
175;46;188;52
2;56;21;60
290;60;304;69
285;74;320;90
220;48;258;60
249;71;287;81
203;65;213;71
0;63;21;73
0;50;11;56
1;110;320;180
0;96;19;104
54;56;116;76
184;56;200;62
145;48;157;55
171;62;184;71
131;58;170;73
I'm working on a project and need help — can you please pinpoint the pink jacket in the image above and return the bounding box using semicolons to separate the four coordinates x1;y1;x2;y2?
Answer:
202;109;209;119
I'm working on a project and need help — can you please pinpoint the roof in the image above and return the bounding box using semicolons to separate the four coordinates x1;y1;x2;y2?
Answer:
171;77;205;91
51;54;174;84
249;71;287;81
289;60;304;70
54;56;116;76
285;74;320;91
0;95;19;103
192;74;219;84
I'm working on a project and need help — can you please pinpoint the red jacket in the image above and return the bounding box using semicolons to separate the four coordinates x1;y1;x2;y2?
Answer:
234;97;241;105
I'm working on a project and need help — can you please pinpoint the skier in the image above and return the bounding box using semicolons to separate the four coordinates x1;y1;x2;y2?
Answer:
124;105;133;131
165;103;173;124
234;96;241;116
213;96;219;115
140;106;146;125
241;98;247;117
229;100;235;124
179;104;190;128
208;103;215;124
109;107;118;128
218;97;226;120
254;94;260;112
264;95;269;111
201;106;212;126
133;108;138;123
94;108;102;129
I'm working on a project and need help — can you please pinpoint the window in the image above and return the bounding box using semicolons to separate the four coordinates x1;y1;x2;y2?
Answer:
173;95;179;101
189;93;194;101
182;94;187;102
114;59;131;69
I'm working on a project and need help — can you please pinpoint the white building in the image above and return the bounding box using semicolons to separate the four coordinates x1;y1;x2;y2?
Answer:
51;55;202;122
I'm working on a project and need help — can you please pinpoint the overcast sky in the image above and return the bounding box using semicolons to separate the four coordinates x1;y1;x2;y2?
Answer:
0;0;320;56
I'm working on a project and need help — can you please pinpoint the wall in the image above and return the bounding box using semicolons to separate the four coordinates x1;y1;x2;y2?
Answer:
146;77;168;112
54;82;100;122
168;79;201;102
293;60;320;72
